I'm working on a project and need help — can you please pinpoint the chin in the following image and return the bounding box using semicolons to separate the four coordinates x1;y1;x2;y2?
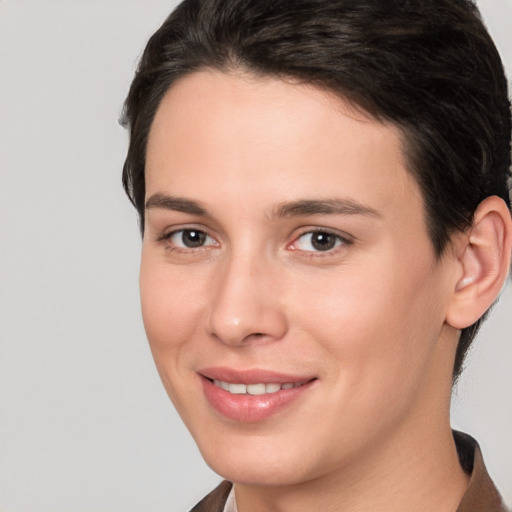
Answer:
209;459;305;487
196;434;321;487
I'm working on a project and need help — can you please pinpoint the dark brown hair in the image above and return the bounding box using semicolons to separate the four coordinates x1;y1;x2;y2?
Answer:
121;0;511;380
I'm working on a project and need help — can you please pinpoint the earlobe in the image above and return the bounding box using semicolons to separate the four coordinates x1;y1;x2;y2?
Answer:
446;196;512;330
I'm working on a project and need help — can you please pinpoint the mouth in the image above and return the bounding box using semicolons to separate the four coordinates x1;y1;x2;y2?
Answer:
198;368;317;422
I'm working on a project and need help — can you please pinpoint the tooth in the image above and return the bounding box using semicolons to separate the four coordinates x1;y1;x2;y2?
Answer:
247;383;266;395
214;379;305;395
213;379;229;391
265;383;281;393
229;383;247;394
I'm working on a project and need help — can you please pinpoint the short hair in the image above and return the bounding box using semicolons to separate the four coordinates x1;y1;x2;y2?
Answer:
121;0;512;381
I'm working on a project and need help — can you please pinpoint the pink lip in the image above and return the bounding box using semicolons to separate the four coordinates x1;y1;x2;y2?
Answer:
198;367;317;423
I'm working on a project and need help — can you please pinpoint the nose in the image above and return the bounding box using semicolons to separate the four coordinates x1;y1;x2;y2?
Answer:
206;253;288;346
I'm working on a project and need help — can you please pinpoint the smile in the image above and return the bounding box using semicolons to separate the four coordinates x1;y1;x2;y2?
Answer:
212;379;308;395
199;368;317;422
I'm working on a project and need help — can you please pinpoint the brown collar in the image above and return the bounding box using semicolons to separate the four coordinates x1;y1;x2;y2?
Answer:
189;480;232;512
190;431;509;512
453;431;508;512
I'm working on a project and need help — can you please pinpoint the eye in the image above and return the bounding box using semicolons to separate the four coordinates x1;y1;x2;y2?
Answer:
167;229;217;249
291;230;347;252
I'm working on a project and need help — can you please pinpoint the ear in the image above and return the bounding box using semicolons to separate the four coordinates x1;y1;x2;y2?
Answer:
446;196;512;330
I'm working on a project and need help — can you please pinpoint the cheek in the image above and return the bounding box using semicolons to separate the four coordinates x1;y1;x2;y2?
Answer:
291;260;446;390
139;255;207;367
139;256;212;424
283;268;445;458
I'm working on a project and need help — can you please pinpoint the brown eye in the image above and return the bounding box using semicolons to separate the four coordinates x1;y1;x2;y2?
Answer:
292;230;346;252
310;232;337;251
168;229;216;249
181;230;206;247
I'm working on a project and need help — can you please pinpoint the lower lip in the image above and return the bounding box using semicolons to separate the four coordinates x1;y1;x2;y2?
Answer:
201;377;315;423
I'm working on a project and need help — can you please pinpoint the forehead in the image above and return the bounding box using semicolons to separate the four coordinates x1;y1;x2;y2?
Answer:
145;70;421;223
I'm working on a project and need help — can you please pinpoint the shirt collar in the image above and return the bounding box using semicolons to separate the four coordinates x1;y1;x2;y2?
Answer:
453;430;508;512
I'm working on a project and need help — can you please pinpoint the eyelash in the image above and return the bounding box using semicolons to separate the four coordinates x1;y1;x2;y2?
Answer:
156;227;353;255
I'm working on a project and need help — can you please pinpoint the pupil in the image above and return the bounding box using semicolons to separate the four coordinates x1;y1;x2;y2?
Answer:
312;232;335;251
182;230;206;248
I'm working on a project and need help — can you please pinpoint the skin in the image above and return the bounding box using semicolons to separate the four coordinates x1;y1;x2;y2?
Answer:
141;70;471;512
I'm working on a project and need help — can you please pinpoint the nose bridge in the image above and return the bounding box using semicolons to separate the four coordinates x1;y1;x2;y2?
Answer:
207;245;287;346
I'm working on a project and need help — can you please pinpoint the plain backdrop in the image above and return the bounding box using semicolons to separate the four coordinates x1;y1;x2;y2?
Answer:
0;1;511;511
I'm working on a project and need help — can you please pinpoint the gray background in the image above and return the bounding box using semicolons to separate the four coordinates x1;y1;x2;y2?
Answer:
0;1;510;511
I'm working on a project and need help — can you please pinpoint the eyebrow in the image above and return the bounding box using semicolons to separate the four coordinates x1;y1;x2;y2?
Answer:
145;193;382;220
145;193;211;216
274;199;382;219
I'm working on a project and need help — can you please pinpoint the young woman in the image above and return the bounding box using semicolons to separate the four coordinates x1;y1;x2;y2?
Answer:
121;1;512;510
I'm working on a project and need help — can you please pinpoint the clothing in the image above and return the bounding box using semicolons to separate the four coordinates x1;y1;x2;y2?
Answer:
189;431;509;512
189;480;232;512
222;486;238;512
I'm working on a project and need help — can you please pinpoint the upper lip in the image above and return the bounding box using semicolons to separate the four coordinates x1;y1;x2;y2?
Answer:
198;367;316;385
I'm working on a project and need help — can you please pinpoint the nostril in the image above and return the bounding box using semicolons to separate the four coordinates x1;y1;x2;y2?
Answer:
246;332;267;341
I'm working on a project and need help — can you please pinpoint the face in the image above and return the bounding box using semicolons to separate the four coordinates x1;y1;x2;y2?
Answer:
141;70;458;487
